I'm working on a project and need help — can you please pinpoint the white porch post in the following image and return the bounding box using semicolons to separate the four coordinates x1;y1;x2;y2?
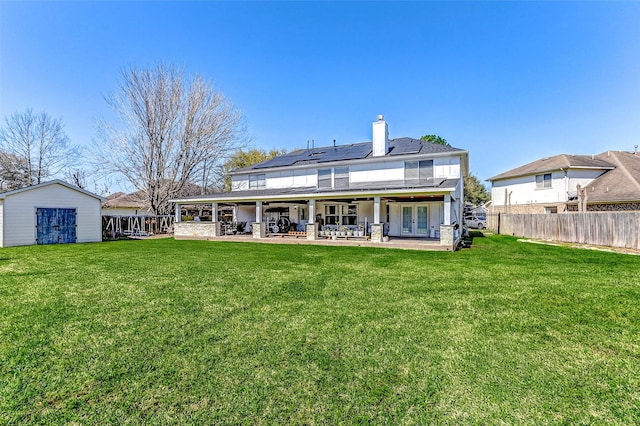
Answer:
439;193;455;249
253;201;265;238
309;199;316;222
306;199;318;240
210;202;222;236
444;194;451;225
255;201;262;223
174;203;181;222
371;196;384;242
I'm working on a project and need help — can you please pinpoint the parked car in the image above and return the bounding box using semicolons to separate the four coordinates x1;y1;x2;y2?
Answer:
465;215;486;229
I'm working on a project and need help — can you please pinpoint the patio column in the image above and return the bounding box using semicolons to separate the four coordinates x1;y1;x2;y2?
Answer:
174;203;181;222
255;201;262;223
440;193;454;249
253;201;265;238
306;199;318;240
210;202;221;236
373;197;381;223
309;199;316;222
372;197;383;242
444;194;451;225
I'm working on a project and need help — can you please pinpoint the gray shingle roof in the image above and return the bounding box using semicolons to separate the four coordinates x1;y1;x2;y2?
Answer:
488;154;614;181
102;191;147;209
232;138;464;173
582;151;640;203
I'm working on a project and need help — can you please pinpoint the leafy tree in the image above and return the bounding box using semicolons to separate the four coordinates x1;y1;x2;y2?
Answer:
219;148;286;192
419;133;488;205
464;173;490;205
420;134;451;147
0;109;78;188
94;63;247;215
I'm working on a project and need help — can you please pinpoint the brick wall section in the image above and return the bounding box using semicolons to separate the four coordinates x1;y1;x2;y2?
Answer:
371;224;383;242
306;223;318;240
489;203;568;215
174;222;220;239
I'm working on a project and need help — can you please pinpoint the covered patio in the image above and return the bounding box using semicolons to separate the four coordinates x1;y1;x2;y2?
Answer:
171;183;463;250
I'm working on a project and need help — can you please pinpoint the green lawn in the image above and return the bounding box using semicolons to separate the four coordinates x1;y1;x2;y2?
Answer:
1;235;639;424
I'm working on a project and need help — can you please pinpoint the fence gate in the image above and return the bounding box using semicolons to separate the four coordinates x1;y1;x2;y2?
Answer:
36;208;77;245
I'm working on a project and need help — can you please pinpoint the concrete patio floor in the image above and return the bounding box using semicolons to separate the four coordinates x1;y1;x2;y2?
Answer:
174;233;455;251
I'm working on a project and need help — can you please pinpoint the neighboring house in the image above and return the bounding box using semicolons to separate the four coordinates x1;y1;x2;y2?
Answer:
0;180;104;247
488;150;640;213
172;115;469;246
102;191;149;217
568;150;640;211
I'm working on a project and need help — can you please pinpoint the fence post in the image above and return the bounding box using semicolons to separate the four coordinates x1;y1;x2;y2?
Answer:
497;212;501;234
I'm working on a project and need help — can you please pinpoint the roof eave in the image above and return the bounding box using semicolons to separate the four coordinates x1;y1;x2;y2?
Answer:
0;179;106;201
229;149;468;176
488;165;614;182
172;186;458;204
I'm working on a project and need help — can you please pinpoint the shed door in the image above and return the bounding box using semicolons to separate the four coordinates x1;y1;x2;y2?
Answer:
36;208;77;245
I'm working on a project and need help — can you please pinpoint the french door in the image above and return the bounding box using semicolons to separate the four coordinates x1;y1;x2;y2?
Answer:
401;204;429;236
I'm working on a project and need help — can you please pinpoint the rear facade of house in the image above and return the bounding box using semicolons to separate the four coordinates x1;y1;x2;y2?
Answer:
172;116;469;247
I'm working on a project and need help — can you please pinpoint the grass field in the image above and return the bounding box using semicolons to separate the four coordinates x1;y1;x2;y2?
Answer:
1;234;639;424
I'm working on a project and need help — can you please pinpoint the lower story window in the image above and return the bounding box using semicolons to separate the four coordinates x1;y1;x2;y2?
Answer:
324;204;357;225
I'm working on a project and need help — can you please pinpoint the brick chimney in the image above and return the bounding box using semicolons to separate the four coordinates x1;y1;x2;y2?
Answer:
372;115;388;157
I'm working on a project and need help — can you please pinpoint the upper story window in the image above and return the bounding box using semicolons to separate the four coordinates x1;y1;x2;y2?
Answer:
334;167;349;189
249;173;266;189
535;173;552;189
404;160;434;184
317;167;350;189
318;168;332;189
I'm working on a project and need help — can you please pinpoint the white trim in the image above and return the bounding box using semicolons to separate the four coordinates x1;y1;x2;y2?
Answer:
172;186;457;204
0;180;105;201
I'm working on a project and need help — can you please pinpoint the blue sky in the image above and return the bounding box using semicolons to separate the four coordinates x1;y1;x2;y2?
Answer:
2;1;639;192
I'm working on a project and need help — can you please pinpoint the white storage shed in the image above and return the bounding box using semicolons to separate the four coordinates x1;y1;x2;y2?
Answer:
0;180;104;248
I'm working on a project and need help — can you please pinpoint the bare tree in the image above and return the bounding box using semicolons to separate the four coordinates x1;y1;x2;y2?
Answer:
94;64;246;215
67;168;88;189
0;150;30;191
0;109;78;187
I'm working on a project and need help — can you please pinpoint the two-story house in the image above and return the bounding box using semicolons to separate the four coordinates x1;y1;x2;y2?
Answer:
172;116;469;246
488;151;640;214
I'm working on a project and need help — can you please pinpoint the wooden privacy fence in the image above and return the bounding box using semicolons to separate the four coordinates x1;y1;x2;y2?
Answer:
491;212;640;250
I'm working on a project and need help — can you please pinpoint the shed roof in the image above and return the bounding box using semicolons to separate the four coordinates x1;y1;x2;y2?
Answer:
0;179;105;201
488;154;614;181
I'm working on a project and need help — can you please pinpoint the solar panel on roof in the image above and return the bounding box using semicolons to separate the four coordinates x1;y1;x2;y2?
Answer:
252;156;297;169
317;145;372;163
389;142;422;156
252;150;312;169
